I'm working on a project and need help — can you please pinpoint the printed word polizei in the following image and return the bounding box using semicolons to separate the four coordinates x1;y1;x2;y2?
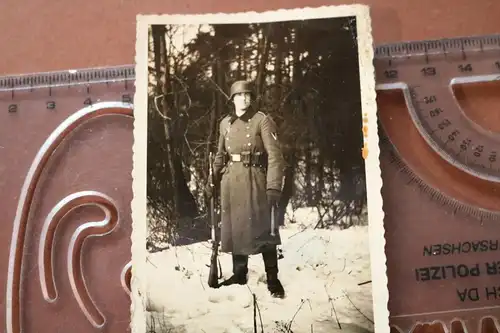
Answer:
415;264;480;282
415;261;500;282
415;261;500;281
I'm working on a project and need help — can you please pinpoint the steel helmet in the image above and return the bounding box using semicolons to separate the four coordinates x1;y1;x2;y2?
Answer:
229;80;253;100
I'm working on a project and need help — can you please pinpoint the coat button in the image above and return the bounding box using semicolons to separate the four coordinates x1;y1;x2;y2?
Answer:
247;143;251;146
246;134;250;138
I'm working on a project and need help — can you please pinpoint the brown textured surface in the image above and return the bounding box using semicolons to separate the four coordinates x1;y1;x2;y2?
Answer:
1;0;500;75
0;85;134;333
1;0;500;333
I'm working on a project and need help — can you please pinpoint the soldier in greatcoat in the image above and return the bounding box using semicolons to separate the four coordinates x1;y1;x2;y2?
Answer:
206;80;286;298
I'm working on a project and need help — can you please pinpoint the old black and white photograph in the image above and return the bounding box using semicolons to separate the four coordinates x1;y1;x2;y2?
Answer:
131;6;388;333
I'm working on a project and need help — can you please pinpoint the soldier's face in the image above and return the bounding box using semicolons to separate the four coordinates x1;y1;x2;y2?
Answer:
233;92;251;111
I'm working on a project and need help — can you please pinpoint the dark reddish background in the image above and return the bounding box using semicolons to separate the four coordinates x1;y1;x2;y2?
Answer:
1;0;499;75
0;1;499;333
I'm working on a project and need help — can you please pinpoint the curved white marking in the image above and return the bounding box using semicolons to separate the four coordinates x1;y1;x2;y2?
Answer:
67;193;119;329
120;261;132;296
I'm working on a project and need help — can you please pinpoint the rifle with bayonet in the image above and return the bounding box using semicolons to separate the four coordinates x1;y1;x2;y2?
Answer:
207;152;221;288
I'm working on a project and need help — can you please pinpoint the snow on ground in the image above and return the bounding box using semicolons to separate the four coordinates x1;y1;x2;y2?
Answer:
143;207;373;333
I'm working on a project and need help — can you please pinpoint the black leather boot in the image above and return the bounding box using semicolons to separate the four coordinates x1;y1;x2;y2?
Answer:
220;254;248;286
262;248;285;298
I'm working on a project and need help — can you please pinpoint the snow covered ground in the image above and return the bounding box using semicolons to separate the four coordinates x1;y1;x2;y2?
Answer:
142;207;373;333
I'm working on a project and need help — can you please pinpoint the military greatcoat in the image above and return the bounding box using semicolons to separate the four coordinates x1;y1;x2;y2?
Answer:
212;108;285;255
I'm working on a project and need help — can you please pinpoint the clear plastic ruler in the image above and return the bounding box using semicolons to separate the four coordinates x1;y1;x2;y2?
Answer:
376;33;500;333
0;66;135;333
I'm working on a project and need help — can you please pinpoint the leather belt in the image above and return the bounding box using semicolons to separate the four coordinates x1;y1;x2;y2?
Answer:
225;152;267;168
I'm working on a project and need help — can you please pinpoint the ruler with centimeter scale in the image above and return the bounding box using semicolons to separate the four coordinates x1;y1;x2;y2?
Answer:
2;33;500;333
0;65;134;333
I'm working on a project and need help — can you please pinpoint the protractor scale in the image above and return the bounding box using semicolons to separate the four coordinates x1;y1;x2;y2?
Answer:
375;34;500;333
377;35;500;183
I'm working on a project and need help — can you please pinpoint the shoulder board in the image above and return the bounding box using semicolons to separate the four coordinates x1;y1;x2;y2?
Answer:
255;111;268;121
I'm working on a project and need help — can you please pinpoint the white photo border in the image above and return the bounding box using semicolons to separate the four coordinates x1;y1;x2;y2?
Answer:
131;5;389;333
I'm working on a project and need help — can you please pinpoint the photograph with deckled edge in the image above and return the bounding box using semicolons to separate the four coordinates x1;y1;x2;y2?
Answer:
130;5;388;333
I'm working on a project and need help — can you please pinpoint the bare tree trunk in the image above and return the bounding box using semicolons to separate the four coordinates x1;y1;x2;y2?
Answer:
213;25;229;118
274;24;285;224
238;40;244;79
152;26;179;219
317;151;324;202
256;24;272;108
204;25;229;180
155;26;200;223
305;142;313;205
206;90;217;172
242;39;248;79
291;27;309;208
276;25;294;226
204;31;223;185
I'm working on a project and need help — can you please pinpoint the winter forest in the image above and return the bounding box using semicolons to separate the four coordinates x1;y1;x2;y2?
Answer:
141;14;375;333
146;16;368;251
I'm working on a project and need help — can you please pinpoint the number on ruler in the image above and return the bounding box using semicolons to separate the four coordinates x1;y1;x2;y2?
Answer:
458;64;473;72
122;94;132;103
83;97;92;106
473;145;484;157
429;108;443;117
448;130;460;141
489;152;497;163
384;70;398;79
460;138;471;151
421;67;437;76
46;101;56;110
8;104;17;113
424;95;437;104
438;118;451;130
